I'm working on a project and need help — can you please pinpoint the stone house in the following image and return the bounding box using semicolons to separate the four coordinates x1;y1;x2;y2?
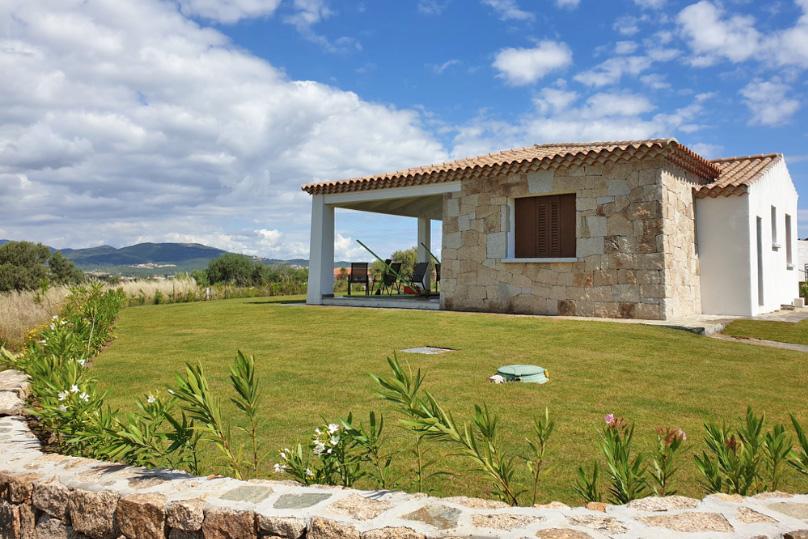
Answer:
303;139;799;319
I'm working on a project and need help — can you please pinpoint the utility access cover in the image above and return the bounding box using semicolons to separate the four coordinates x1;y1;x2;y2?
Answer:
400;346;455;355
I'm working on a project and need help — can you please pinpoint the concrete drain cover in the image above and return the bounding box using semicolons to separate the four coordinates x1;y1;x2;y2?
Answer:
400;346;455;355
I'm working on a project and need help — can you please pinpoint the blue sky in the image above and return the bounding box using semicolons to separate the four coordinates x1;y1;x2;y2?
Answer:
1;0;807;261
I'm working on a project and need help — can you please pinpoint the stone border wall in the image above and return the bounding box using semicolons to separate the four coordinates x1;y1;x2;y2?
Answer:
1;370;807;539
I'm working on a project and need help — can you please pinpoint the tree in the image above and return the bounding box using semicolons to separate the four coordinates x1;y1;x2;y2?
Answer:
371;247;418;278
206;254;256;286
0;241;84;292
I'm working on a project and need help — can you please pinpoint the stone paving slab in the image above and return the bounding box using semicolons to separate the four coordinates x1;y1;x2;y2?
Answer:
1;369;808;539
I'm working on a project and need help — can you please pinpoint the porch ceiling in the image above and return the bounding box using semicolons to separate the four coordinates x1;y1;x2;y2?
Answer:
334;193;444;220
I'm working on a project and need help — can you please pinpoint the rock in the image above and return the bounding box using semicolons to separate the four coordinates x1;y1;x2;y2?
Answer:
327;494;391;521
35;514;70;539
360;527;425;539
273;493;331;509
753;491;794;500
471;513;542;530
19;503;36;538
117;493;166;539
0;391;24;416
34;477;71;520
0;501;21;538
768;502;808;522
442;496;509;509
400;505;461;530
533;502;570;510
626;496;700;512
201;507;256;539
5;473;42;503
710;493;745;503
307;517;360;539
168;531;203;539
0;370;30;397
68;489;120;539
567;515;627;534
256;515;306;539
637;512;734;533
166;499;206;532
584;502;606;513
535;529;593;539
218;486;272;504
736;506;778;524
784;531;808;539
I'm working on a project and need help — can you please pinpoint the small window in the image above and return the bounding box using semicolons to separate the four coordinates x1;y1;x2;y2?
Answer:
514;194;576;258
786;213;793;268
772;205;779;249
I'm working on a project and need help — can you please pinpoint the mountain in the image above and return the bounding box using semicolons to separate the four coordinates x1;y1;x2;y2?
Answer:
59;242;229;266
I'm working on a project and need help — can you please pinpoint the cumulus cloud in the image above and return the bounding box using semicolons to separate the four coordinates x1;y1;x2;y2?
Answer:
417;0;450;15
633;0;666;9
493;41;573;85
175;0;283;23
740;78;801;125
481;0;534;21
0;0;446;257
677;1;761;65
615;41;638;55
555;0;580;9
574;56;653;87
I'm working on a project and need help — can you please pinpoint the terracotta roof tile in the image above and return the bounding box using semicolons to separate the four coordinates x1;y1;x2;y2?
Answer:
301;138;721;195
696;154;783;198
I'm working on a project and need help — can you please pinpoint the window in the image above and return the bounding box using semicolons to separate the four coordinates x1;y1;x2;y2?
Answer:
514;194;576;258
771;205;779;249
786;213;793;269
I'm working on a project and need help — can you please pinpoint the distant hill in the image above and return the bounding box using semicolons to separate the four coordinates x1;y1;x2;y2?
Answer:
0;240;354;275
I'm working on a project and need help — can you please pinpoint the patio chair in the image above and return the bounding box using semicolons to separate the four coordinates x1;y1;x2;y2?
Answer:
375;262;402;296
434;263;440;293
405;262;431;294
347;262;370;296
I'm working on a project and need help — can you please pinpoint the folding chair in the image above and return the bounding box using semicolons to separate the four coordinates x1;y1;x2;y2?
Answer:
347;262;369;295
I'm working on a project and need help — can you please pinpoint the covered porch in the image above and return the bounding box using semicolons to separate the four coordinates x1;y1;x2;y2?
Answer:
305;181;460;307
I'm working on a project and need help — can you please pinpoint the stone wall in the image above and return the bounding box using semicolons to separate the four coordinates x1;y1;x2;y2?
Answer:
2;370;807;539
440;156;704;320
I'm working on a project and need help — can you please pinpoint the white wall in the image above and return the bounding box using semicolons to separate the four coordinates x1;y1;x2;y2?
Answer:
697;159;799;316
696;194;753;315
747;159;800;314
797;240;808;282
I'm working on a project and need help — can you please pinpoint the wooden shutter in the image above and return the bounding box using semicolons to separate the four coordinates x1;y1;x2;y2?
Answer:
515;194;576;258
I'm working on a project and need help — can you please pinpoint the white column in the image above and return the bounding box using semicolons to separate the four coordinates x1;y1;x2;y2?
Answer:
417;217;431;292
307;195;335;304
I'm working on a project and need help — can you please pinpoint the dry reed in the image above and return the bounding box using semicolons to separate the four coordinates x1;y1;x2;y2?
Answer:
0;277;198;350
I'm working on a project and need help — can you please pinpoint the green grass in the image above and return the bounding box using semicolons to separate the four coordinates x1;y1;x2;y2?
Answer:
722;318;808;345
93;297;808;504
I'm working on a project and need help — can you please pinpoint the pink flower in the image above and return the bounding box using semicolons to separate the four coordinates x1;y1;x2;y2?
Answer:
678;428;687;441
604;413;615;425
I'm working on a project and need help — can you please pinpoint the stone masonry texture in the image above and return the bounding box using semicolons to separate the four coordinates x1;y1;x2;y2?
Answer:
441;157;705;320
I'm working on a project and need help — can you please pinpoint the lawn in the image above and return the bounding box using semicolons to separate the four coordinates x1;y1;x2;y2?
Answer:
722;318;808;345
93;297;808;505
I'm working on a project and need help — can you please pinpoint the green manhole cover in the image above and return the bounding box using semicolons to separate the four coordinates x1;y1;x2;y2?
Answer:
496;365;549;384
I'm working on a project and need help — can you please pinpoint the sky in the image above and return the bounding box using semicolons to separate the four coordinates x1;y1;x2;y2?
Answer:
1;0;807;262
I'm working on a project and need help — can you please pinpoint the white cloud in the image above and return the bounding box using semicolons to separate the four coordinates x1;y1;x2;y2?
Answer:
613;14;649;36
740;78;801;125
555;0;580;9
533;88;579;115
640;73;670;90
283;0;332;31
615;41;638;55
417;0;450;15
493;41;573;86
175;0;283;23
0;0;446;258
431;59;461;74
690;143;723;159
481;0;534;21
677;1;761;65
574;56;653;87
633;0;666;9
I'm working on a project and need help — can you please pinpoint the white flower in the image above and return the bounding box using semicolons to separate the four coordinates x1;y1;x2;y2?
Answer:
314;427;321;436
331;436;340;446
167;389;175;395
39;340;46;345
305;468;314;477
79;392;89;402
328;423;339;434
280;451;286;459
326;448;332;454
49;324;55;330
60;320;66;325
77;359;86;367
52;315;59;320
70;385;79;393
273;463;285;473
58;405;67;413
147;396;156;404
313;442;326;456
57;391;68;401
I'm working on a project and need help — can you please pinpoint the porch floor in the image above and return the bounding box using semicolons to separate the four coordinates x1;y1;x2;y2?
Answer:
322;294;440;310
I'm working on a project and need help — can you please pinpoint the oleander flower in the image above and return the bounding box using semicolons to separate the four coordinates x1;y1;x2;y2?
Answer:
605;413;615;424
305;468;314;477
147;395;156;404
273;463;285;473
79;392;90;402
58;405;67;413
328;423;339;434
70;385;79;393
57;391;68;401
